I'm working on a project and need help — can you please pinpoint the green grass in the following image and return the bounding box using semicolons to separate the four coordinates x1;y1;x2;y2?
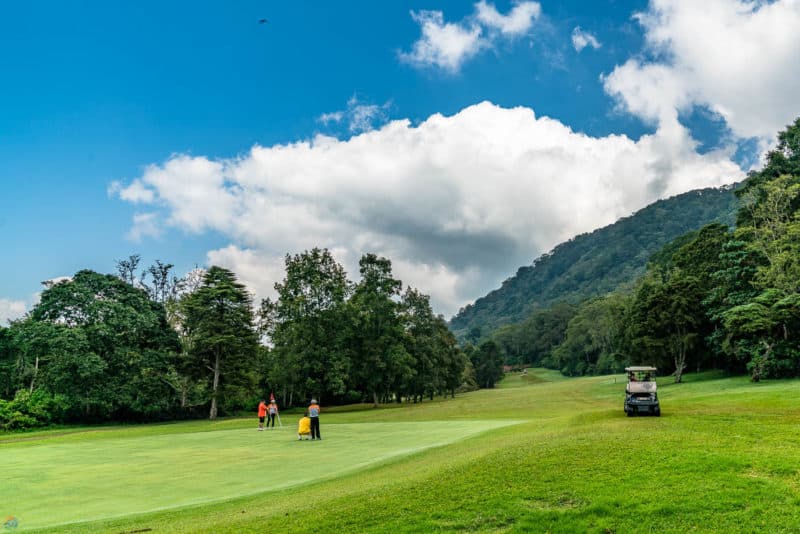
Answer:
4;369;800;533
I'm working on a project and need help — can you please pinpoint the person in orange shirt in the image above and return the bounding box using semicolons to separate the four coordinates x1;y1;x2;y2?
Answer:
308;399;321;440
266;399;279;428
257;399;268;431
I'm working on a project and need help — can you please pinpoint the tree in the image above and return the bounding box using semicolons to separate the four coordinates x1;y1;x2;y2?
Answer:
435;317;467;398
140;260;184;304
495;302;577;368
552;293;629;376
471;340;504;389
115;254;141;287
401;287;465;401
182;266;258;419
266;248;351;404
349;254;411;406
0;326;14;399
709;118;800;378
628;272;704;383
28;270;181;420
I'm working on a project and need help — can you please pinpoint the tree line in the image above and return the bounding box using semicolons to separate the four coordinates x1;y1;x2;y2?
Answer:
0;251;476;430
488;117;800;383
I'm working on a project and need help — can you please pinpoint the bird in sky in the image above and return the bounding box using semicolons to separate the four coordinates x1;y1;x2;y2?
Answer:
258;18;269;24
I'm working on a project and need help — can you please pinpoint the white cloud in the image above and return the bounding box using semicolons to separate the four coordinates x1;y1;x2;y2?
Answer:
400;2;541;72
604;0;800;142
319;96;392;135
128;212;163;242
399;10;484;72
318;111;344;125
206;245;285;302
114;179;155;203
571;26;601;52
0;298;27;325
476;1;541;36
116;102;743;316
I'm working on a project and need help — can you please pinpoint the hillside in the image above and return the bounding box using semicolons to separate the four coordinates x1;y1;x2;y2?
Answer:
450;185;740;338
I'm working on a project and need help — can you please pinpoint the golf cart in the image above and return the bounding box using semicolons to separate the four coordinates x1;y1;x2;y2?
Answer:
624;366;660;417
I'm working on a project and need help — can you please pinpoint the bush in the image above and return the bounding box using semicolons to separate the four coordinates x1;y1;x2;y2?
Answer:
0;390;67;431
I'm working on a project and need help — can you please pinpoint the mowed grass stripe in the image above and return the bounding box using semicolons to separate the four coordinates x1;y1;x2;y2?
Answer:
3;420;517;529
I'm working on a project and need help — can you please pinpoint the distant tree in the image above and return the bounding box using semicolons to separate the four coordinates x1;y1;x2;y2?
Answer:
495;302;577;368
140;260;184;304
182;266;258;419
0;326;15;398
401;287;465;401
552;293;629;376
466;326;482;345
471;340;504;389
436;317;467;398
115;254;141;287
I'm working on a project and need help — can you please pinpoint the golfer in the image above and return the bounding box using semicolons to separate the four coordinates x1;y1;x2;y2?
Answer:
308;399;321;440
267;399;279;428
297;411;311;440
257;399;268;431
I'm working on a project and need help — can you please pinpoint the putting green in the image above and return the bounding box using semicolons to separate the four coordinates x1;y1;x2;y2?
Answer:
3;420;516;530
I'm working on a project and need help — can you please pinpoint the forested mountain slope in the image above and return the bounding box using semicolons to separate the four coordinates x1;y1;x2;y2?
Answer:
450;185;740;339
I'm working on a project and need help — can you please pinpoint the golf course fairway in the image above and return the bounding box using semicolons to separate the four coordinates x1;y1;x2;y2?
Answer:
3;369;800;532
3;420;517;530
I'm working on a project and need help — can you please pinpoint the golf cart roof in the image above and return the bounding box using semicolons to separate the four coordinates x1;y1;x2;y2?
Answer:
625;366;657;372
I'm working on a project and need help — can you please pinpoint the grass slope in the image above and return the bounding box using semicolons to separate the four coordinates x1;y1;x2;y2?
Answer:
3;420;515;530
4;370;800;533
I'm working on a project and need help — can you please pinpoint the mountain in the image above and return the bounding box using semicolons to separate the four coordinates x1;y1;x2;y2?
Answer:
449;185;740;339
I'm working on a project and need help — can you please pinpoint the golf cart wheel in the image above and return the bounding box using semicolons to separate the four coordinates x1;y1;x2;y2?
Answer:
626;409;634;417
654;408;661;417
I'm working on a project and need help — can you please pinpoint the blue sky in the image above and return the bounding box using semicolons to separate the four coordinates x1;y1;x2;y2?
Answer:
2;0;799;320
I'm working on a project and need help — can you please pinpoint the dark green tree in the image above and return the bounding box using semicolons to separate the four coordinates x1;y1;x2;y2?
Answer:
401;287;465;401
471;340;504;389
28;270;181;420
265;248;351;404
182;266;258;419
350;254;411;406
552;293;629;376
627;271;704;383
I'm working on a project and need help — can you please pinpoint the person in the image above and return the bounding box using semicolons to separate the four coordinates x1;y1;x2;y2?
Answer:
267;399;279;428
308;398;321;440
257;399;268;431
628;372;637;382
297;411;311;440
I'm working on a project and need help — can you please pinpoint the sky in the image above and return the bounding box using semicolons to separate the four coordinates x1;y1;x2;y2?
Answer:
1;0;799;323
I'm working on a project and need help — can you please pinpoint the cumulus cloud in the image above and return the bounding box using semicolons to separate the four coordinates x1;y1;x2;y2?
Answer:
115;102;743;316
399;10;484;72
400;1;541;72
206;245;286;301
571;26;601;52
604;0;800;142
0;298;27;324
